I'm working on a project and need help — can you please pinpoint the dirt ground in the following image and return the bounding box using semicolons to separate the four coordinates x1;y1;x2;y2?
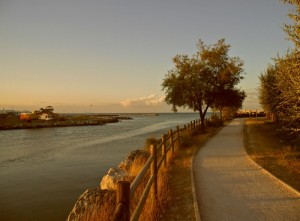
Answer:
161;126;223;221
243;118;300;191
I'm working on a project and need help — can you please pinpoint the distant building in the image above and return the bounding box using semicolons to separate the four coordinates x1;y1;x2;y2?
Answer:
35;106;57;121
4;106;59;121
235;109;266;118
19;111;33;120
39;113;53;121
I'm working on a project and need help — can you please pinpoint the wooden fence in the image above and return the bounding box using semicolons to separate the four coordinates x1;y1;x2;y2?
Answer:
112;119;202;221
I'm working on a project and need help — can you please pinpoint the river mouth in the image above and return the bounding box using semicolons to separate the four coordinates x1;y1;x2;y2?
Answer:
0;113;199;221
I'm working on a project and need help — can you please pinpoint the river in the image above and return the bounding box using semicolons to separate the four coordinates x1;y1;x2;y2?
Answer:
0;113;200;220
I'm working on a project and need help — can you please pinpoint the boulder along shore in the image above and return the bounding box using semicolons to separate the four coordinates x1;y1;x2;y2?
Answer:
67;149;149;221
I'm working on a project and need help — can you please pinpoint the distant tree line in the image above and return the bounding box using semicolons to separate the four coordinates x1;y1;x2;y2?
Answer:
259;0;300;144
162;39;246;131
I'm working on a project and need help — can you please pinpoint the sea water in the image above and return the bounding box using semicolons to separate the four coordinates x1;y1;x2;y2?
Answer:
0;113;201;220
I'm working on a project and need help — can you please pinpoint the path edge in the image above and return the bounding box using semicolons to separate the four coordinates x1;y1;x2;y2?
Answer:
191;153;201;221
190;121;231;221
242;119;300;196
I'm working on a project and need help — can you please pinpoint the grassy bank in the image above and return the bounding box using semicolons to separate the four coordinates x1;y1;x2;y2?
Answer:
73;143;172;221
161;124;225;220
243;118;300;191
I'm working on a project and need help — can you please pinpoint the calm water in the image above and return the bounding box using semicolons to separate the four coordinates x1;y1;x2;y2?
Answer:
0;113;200;221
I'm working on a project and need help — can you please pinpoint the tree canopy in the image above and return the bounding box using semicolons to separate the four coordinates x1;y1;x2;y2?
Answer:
281;0;300;48
162;39;246;130
259;1;300;144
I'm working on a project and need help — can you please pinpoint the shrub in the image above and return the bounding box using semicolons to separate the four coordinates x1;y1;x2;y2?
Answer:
179;134;194;148
207;114;223;127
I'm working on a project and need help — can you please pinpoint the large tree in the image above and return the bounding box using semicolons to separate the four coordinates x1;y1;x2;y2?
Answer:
258;1;300;144
259;64;282;122
274;52;300;140
259;52;300;142
162;39;245;131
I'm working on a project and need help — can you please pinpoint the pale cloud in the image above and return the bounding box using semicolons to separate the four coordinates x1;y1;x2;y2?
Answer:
243;89;261;109
120;94;165;107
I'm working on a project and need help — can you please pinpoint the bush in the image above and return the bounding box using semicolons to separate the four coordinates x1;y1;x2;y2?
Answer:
180;134;193;148
207;114;223;127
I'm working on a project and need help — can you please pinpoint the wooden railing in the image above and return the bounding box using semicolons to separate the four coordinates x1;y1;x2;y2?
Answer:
113;119;201;221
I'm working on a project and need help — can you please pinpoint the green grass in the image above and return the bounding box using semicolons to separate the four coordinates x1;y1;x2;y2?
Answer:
244;118;300;191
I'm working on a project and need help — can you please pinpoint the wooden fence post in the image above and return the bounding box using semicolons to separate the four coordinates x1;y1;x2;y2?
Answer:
168;129;174;155
151;145;158;199
162;134;167;167
176;125;180;147
113;181;130;221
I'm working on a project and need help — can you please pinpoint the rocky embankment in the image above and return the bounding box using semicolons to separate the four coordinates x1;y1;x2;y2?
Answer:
67;150;149;221
0;114;131;130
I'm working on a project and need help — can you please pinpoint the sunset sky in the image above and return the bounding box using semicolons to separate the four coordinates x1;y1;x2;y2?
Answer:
0;0;293;113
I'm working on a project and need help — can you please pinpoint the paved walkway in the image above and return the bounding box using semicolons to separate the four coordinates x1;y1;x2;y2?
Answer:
193;118;300;221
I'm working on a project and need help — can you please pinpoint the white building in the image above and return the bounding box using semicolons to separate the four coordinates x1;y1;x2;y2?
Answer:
39;113;53;121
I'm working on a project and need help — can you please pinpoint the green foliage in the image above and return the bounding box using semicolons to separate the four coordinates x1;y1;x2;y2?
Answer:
206;113;223;127
214;88;246;120
162;39;246;131
259;0;300;143
179;134;194;148
280;0;300;48
259;52;300;143
259;64;282;115
222;106;240;120
274;52;300;122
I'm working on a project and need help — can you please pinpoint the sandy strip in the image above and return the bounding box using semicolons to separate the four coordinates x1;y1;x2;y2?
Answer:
193;118;300;221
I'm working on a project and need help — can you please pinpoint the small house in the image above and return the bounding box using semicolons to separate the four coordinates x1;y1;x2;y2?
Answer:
39;113;53;121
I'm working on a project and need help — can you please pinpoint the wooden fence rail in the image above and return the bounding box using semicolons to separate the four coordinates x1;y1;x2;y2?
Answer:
113;119;201;221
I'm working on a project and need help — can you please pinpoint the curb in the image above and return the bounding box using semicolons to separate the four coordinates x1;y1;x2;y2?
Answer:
246;154;300;196
242;119;300;196
191;153;201;221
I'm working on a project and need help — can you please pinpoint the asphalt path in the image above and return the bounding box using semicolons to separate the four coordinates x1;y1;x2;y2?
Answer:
193;118;300;221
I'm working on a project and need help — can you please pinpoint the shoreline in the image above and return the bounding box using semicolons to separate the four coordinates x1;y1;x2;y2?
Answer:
0;114;132;130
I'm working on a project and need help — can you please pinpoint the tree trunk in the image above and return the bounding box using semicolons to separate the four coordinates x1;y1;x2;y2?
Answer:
198;105;209;132
199;112;206;132
219;107;223;122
